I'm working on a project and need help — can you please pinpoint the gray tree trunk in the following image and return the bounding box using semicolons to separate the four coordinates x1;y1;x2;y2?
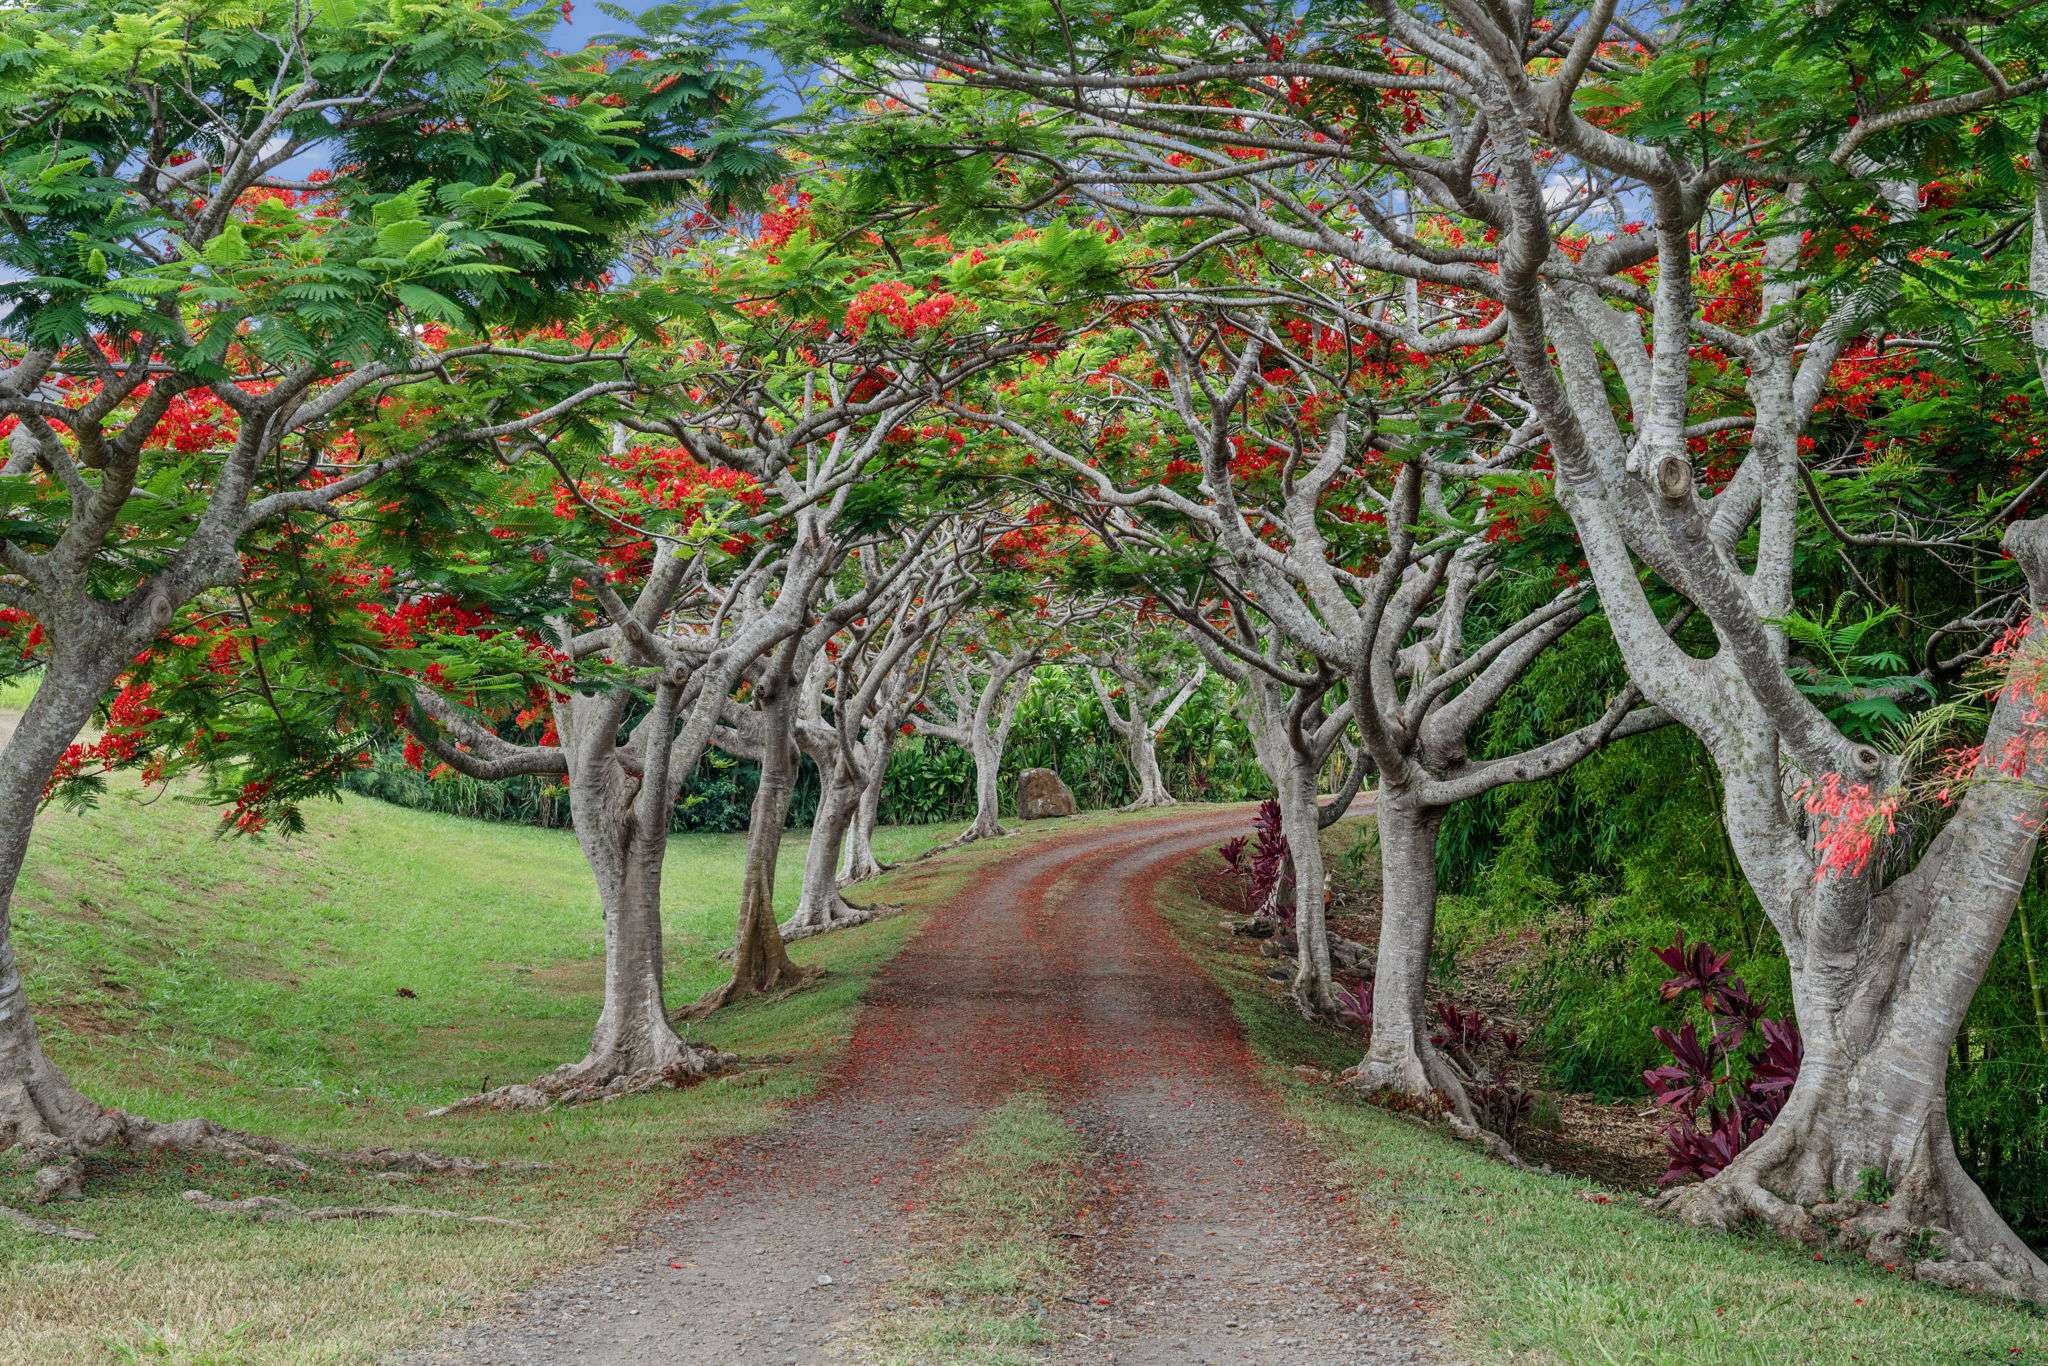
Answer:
839;762;887;884
1657;707;2048;1299
1124;722;1174;808
1348;793;1504;1145
557;760;712;1083
1243;682;1335;1013
1355;794;1446;1091
0;627;130;1148
780;762;870;938
1672;1007;2043;1299
964;731;1007;840
1270;748;1334;1014
694;672;809;1012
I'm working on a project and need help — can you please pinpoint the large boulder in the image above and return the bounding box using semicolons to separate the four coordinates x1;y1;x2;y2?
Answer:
1016;767;1078;819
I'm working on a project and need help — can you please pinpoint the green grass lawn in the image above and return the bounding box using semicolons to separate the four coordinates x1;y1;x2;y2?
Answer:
16;787;960;1122
862;1091;1084;1365
1154;850;2048;1366
0;768;1023;1365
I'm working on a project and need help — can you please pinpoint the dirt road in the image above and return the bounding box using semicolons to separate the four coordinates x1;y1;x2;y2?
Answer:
426;805;1439;1364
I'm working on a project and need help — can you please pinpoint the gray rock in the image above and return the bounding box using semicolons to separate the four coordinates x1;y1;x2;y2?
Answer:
1017;766;1077;818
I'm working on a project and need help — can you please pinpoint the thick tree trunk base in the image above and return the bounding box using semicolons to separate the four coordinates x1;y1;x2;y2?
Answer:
778;901;904;943
0;1051;119;1157
1346;1037;1520;1163
427;1037;732;1117
1289;966;1337;1020
1121;793;1178;812
1653;1109;2048;1305
680;963;823;1019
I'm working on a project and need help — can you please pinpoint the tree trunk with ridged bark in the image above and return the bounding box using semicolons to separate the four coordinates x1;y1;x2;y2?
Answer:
1353;793;1448;1095
839;761;888;884
780;759;874;939
1124;721;1173;808
433;691;731;1113
0;620;130;1153
1652;649;2048;1302
691;670;812;1013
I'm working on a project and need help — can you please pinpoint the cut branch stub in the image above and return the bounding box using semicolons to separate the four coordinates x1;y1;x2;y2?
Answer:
1653;454;1693;503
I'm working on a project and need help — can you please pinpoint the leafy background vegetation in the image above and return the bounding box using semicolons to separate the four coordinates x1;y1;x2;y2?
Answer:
1428;618;2048;1248
345;665;1272;832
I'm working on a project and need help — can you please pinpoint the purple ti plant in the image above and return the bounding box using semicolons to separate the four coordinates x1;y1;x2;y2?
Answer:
1643;932;1804;1186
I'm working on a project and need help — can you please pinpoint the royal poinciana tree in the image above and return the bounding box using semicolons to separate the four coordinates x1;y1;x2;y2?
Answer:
809;0;2048;1296
690;525;948;1011
107;172;1089;1103
125;366;982;1108
716;526;985;941
1085;624;1205;809
654;205;1109;1008
783;584;954;936
0;0;779;1164
378;354;1015;1097
960;295;1656;1068
911;628;1042;843
907;559;1107;846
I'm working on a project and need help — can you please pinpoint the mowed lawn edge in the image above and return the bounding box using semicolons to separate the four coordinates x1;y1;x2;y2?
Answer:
1152;827;2048;1366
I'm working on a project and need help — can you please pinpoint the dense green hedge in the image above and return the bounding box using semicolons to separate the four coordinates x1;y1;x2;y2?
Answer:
343;665;1271;833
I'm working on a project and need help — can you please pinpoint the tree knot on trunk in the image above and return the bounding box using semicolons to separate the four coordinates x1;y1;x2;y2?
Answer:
2005;518;2048;604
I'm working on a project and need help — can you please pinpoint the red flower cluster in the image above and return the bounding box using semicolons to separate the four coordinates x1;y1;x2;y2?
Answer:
0;608;41;660
356;594;493;649
1797;771;1899;880
45;678;164;795
554;445;766;576
843;281;966;340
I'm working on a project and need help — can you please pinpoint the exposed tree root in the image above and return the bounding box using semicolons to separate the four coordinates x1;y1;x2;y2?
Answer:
0;1202;93;1240
1654;1155;2048;1305
679;964;823;1020
778;902;904;943
1288;972;1337;1022
1344;1043;1523;1167
916;822;1009;858
180;1190;524;1228
426;1044;733;1117
7;1109;519;1205
836;859;894;888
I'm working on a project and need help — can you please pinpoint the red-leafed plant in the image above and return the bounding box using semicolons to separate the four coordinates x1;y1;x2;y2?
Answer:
1430;999;1535;1143
1333;976;1375;1033
1643;933;1804;1185
1218;799;1292;926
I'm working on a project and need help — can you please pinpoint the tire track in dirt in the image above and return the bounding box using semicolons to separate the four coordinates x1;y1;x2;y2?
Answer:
423;805;1440;1364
